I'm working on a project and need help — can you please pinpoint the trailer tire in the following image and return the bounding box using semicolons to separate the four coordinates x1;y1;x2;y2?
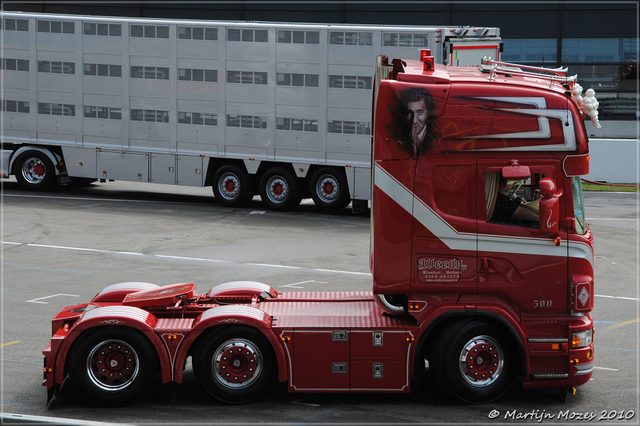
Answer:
13;150;56;191
310;168;351;212
434;319;515;403
259;167;301;211
213;165;254;207
68;327;158;406
194;326;276;404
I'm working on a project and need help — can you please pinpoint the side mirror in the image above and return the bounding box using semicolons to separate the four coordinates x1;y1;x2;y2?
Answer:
539;178;563;237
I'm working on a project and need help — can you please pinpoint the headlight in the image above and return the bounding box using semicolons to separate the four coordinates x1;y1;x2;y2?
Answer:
572;329;593;348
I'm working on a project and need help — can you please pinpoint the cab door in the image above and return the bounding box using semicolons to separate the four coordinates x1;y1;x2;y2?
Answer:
476;159;568;314
411;159;478;295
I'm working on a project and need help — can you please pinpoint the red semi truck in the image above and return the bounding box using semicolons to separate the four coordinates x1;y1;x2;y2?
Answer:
43;54;596;406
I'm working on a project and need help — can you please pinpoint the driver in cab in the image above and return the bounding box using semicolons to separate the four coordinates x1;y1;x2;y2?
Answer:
491;177;540;224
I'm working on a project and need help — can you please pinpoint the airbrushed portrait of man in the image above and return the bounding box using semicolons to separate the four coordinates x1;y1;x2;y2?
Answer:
400;88;435;157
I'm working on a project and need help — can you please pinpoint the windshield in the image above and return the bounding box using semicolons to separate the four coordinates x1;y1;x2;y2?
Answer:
571;177;586;235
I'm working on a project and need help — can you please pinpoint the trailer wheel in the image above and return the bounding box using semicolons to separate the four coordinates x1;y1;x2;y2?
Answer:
434;320;516;403
213;165;254;207
69;327;157;406
310;168;350;212
194;326;276;404
13;150;56;191
259;167;301;211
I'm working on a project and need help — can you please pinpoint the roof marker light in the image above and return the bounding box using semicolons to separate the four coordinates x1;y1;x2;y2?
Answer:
420;49;435;71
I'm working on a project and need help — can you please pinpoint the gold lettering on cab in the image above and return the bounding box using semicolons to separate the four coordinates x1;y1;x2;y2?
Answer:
417;257;468;283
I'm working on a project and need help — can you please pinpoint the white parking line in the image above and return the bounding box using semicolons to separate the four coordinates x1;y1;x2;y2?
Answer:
589;218;637;221
26;243;143;256
155;254;230;263
594;366;619;371
595;294;638;301
280;280;328;289
3;193;199;205
26;294;80;304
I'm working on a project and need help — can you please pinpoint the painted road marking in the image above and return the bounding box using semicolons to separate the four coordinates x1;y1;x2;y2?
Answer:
3;193;207;206
155;254;230;263
607;317;640;329
1;341;21;347
26;243;143;256
4;241;372;277
595;345;637;352
594;366;619;371
27;294;80;304
595;294;638;301
4;264;91;274
280;280;328;289
312;268;371;276
2;358;41;365
247;263;302;270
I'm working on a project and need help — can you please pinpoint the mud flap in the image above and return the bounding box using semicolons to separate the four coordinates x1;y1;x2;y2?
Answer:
46;383;60;409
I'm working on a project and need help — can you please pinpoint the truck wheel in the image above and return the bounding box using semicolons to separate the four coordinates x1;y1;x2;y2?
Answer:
435;320;515;403
310;168;351;212
259;167;301;211
69;327;158;406
213;165;254;207
194;326;276;404
13;150;56;191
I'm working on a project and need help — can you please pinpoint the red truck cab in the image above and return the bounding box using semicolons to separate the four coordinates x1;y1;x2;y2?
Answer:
371;55;595;401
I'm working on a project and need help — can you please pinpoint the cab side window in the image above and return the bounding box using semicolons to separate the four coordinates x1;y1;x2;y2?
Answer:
484;171;542;228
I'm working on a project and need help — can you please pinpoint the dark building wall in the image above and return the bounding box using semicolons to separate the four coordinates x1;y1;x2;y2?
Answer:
4;1;636;38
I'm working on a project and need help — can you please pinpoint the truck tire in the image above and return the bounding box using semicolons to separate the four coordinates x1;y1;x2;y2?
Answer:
193;326;276;404
68;327;158;406
213;165;254;207
13;150;57;191
434;320;516;403
310;168;351;212
259;167;301;211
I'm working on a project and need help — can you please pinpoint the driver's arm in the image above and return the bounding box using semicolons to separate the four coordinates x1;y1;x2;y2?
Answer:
513;206;539;222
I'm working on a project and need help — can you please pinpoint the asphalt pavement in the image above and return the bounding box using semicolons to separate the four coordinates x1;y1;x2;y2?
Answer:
1;179;637;424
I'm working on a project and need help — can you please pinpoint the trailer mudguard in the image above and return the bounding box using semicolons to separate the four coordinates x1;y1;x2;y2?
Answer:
9;146;60;176
53;305;171;385
173;305;288;383
90;282;160;303
207;281;278;299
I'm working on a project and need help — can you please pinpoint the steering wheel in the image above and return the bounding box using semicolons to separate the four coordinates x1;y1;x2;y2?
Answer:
506;179;524;202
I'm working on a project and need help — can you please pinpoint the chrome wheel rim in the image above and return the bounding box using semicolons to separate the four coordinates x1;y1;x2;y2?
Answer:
266;176;289;204
458;335;504;387
212;338;263;389
315;174;339;202
87;339;140;391
219;172;241;201
21;157;47;184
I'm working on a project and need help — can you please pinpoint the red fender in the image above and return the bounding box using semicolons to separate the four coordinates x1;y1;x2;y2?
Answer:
412;300;529;379
173;305;288;384
53;305;171;385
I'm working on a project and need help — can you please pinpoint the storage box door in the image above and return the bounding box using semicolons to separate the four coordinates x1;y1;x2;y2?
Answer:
350;330;409;391
292;330;349;391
